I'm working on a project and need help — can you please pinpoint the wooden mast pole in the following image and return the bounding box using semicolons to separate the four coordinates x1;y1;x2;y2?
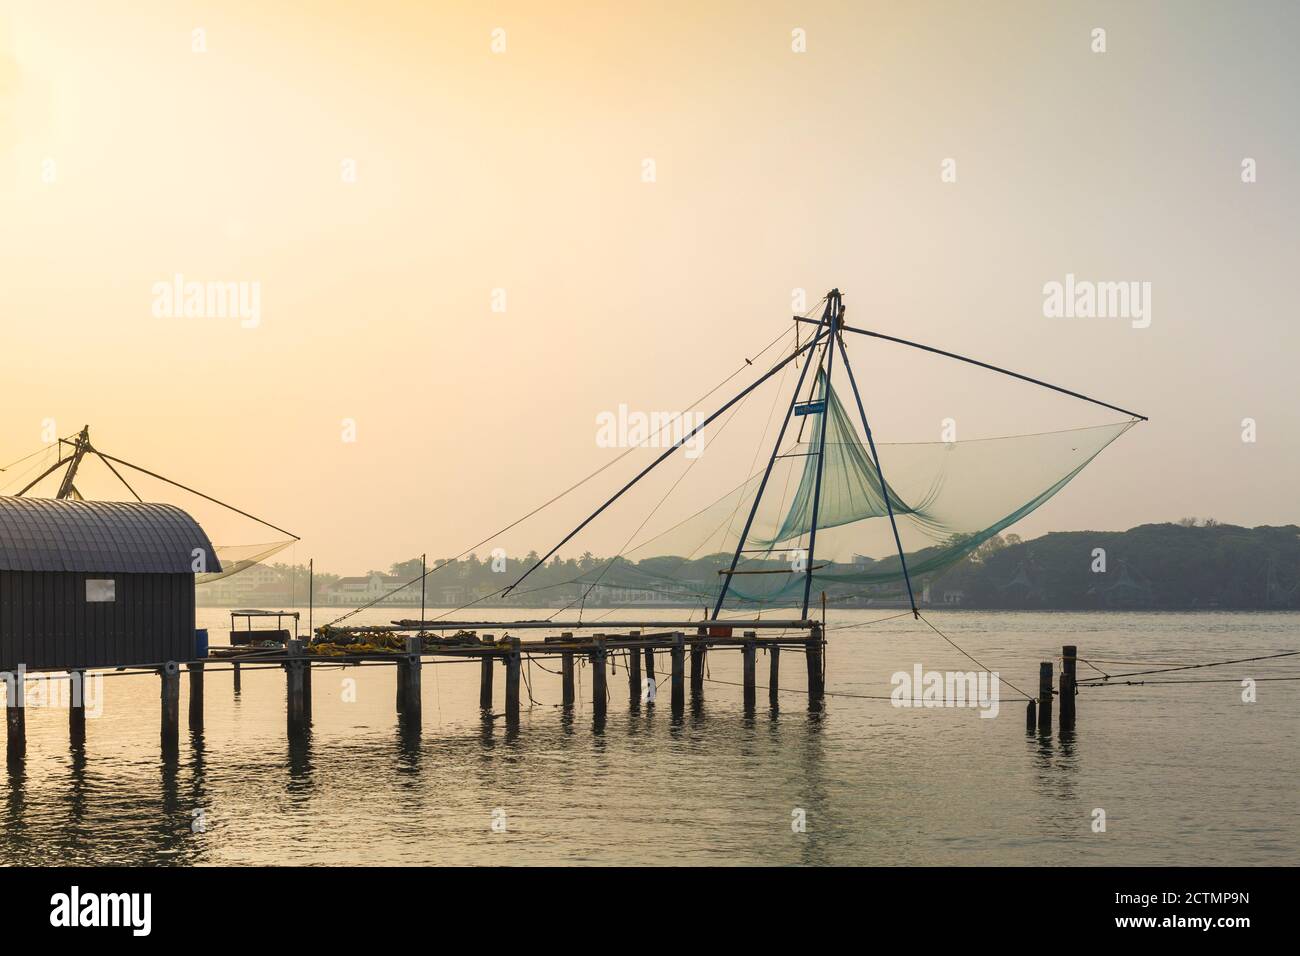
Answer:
799;291;840;618
712;296;832;619
55;426;91;499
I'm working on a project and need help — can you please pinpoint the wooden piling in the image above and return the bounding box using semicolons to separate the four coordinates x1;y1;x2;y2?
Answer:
398;636;421;723
160;661;180;751
69;669;87;743
643;645;656;707
504;637;522;724
480;645;495;711
690;635;706;703
1026;698;1036;732
302;654;312;720
232;660;241;695
1037;661;1053;733
590;636;607;722
806;623;825;708
285;640;308;732
187;662;203;732
742;632;757;712
1060;645;1077;730
561;631;575;708
627;632;642;707
768;645;780;709
5;669;25;760
670;633;685;715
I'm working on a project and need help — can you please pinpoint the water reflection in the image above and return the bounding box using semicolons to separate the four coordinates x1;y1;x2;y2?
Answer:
287;726;314;786
0;689;827;864
1;608;1295;865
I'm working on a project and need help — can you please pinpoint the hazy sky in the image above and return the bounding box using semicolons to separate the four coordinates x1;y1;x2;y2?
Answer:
2;1;1297;573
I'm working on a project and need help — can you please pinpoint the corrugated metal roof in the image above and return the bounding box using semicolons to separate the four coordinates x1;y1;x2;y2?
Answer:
0;496;222;574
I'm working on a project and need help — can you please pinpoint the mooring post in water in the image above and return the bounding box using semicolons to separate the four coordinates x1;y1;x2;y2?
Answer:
302;651;312;720
806;623;825;708
504;637;522;725
285;640;308;732
480;636;495;711
691;626;706;702
69;669;87;744
1026;698;1036;732
232;660;241;695
1037;661;1053;733
1060;645;1077;730
768;646;782;710
398;635;422;723
670;633;685;715
643;645;656;708
560;632;575;708
742;632;757;713
160;661;180;752
186;662;203;732
5;668;25;760
627;632;642;707
590;635;607;722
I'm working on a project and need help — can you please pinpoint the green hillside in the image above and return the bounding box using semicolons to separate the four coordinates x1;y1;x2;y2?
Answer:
929;521;1300;609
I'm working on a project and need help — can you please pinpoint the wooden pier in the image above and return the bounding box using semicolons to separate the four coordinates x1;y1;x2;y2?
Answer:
0;630;1094;759
1;619;829;759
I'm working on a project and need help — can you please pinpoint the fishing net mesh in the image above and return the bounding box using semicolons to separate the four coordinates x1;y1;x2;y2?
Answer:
489;336;1138;615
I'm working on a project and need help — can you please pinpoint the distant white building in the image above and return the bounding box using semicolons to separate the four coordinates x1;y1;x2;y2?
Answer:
326;573;410;605
199;563;291;606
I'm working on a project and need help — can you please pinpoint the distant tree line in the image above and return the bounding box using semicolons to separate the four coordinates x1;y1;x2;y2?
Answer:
930;520;1300;609
250;521;1300;610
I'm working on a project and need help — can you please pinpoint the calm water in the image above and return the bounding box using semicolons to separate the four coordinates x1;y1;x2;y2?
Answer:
1;609;1296;866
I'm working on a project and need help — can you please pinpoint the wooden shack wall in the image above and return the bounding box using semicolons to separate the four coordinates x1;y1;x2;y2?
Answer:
0;571;195;671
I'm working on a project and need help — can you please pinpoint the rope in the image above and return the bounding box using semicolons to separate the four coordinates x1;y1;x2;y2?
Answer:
916;612;1034;701
1080;675;1300;688
1076;650;1299;683
558;380;753;621
325;324;798;628
1079;657;1112;680
821;320;1148;421
825;611;915;631
1077;656;1280;667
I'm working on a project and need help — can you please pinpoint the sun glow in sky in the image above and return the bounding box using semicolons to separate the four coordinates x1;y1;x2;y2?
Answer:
2;1;1297;573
